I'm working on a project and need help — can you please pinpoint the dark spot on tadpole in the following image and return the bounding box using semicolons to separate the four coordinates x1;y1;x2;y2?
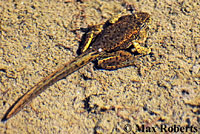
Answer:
79;61;85;66
75;64;79;68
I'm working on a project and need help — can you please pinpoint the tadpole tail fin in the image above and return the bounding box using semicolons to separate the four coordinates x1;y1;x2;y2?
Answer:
1;51;100;121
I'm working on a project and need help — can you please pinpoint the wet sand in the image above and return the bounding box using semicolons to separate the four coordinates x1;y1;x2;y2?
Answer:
0;0;199;133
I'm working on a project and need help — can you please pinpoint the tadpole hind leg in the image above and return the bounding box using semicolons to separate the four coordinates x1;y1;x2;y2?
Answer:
96;50;140;70
78;23;105;54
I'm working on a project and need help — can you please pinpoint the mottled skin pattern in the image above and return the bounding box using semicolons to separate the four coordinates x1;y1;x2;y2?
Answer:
84;13;150;53
2;12;151;121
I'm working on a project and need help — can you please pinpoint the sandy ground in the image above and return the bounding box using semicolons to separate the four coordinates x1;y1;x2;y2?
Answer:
0;0;199;133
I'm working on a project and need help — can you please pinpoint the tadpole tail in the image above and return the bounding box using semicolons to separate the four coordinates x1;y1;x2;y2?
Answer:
2;51;100;122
